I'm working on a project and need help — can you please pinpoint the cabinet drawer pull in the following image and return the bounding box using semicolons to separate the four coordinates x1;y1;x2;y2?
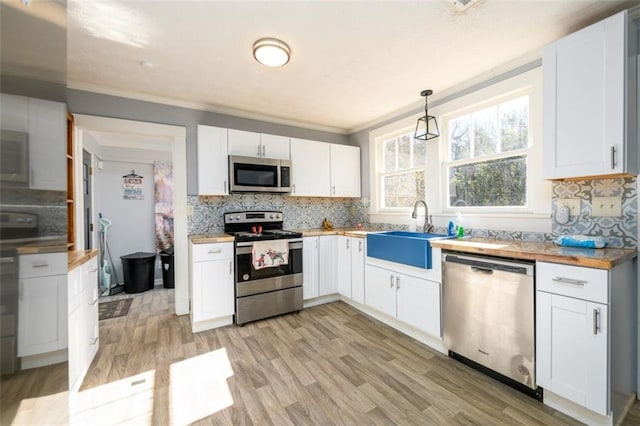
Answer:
229;261;232;275
389;275;394;288
396;276;400;290
32;263;49;268
262;145;265;157
552;276;586;286
593;308;600;334
358;240;362;252
346;239;350;249
90;298;99;306
89;268;98;273
257;144;261;156
90;336;99;346
208;249;222;254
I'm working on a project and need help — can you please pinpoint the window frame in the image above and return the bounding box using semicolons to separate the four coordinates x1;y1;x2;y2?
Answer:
375;127;428;213
367;67;550;233
442;89;532;213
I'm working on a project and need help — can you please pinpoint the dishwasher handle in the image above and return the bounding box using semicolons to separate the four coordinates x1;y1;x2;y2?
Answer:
470;266;494;275
444;254;532;275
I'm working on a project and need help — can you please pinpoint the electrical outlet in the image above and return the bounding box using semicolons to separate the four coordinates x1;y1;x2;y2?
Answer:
592;196;622;217
187;204;194;216
558;198;581;217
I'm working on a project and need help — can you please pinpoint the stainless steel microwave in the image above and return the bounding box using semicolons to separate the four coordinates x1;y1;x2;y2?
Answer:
229;155;291;193
0;130;29;185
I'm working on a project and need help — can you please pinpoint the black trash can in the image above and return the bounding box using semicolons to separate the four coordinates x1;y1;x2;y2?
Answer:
159;247;174;289
120;252;156;294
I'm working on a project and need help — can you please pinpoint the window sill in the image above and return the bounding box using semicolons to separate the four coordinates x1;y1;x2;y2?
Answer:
369;211;552;233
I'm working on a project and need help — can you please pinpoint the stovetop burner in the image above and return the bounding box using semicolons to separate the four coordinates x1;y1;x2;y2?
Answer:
224;210;302;242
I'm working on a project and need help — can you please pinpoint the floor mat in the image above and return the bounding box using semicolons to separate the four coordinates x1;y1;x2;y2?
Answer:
99;298;133;320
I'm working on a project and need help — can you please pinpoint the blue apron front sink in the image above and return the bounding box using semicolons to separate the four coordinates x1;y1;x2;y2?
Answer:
366;231;454;269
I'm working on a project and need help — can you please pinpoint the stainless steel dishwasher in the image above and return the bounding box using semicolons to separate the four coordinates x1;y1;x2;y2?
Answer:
442;251;541;399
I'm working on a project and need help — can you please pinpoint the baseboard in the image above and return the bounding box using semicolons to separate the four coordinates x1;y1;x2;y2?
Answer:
191;315;233;333
303;293;340;308
339;296;447;355
544;390;612;426
615;393;637;426
21;349;68;370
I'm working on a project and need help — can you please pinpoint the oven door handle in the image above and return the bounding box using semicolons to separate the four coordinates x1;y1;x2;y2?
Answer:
236;238;303;248
236;240;303;254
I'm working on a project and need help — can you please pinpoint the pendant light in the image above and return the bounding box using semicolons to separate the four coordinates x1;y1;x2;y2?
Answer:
414;89;440;140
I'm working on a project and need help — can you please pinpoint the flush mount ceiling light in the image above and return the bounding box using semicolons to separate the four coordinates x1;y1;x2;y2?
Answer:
414;89;440;141
253;38;291;67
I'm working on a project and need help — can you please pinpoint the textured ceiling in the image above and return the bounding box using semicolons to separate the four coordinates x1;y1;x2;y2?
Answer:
62;0;635;133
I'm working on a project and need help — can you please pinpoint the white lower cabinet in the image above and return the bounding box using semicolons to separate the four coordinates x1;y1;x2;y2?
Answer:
189;242;234;331
18;252;68;359
337;236;365;302
68;256;99;391
303;237;320;300
536;260;635;422
365;264;441;337
536;291;607;415
303;235;340;300
318;235;338;296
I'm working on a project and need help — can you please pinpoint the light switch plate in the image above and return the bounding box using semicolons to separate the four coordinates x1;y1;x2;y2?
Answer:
592;196;622;217
558;198;581;217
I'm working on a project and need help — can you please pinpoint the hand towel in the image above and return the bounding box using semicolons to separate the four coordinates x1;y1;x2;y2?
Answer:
252;239;289;270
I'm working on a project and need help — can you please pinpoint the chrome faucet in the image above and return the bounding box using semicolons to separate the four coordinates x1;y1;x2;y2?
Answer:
411;200;434;233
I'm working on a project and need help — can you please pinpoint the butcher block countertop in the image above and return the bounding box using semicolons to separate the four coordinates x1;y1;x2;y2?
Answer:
16;240;67;255
300;228;377;238
190;234;236;244
430;237;637;269
68;249;99;271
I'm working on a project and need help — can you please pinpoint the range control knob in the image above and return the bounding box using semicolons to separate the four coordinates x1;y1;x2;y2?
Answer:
236;215;240;220
269;214;274;219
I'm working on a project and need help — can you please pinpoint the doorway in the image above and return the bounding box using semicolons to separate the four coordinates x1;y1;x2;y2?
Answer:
82;149;92;250
72;116;188;316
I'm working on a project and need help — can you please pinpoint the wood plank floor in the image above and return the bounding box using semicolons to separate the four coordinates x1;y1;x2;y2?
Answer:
2;287;640;424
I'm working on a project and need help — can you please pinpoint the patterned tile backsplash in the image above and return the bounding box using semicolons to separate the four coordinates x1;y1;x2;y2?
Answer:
188;194;364;234
188;177;637;249
552;177;637;248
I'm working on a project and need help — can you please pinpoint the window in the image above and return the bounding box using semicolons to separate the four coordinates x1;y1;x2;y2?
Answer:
377;131;427;210
445;94;530;209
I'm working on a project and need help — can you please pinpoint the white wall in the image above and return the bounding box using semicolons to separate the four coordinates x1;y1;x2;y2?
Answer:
95;160;159;286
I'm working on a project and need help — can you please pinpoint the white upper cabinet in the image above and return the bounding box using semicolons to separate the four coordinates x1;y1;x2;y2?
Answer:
330;144;361;197
543;10;637;179
260;133;290;159
228;129;289;159
0;94;66;191
290;138;331;196
197;125;229;195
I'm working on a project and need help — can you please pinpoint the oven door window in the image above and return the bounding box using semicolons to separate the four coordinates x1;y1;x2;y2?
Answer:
236;243;302;282
233;163;278;188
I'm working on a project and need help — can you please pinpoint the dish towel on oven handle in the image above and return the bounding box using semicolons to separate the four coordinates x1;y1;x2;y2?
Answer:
252;239;289;270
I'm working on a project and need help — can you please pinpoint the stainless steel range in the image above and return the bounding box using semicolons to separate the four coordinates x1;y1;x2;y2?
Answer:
224;211;303;325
